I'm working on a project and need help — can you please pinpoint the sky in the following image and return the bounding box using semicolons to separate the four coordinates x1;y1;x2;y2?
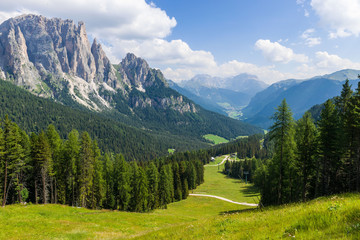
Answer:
1;0;360;84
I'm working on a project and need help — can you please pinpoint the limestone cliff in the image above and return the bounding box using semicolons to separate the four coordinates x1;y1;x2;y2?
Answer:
0;14;197;114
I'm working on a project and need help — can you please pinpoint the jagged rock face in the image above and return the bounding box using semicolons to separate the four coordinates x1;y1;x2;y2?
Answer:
0;14;119;109
0;14;196;114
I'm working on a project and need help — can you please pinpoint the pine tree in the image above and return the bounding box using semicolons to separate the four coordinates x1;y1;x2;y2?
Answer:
89;140;104;209
158;165;171;208
102;153;115;209
78;132;94;208
61;129;80;206
268;99;296;204
2;116;25;206
31;131;52;204
113;154;130;210
318;99;341;195
46;125;62;204
146;162;159;209
172;162;182;201
295;111;318;201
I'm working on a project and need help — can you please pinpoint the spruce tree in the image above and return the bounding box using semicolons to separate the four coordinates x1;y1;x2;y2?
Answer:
268;99;296;204
46;125;62;204
295;112;318;201
146;162;159;209
78;132;94;208
158;165;171;208
114;154;130;210
318;99;341;195
61;129;80;206
102;153;115;209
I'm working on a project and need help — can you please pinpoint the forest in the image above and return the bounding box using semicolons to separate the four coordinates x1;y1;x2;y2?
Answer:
0;118;205;212
254;79;360;206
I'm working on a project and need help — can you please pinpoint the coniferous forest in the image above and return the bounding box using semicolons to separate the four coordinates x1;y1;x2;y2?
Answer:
0;118;205;211
254;80;360;205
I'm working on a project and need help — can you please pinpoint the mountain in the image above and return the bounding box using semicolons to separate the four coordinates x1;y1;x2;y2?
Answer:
311;69;360;81
0;14;262;139
170;74;268;119
243;76;360;129
0;79;209;161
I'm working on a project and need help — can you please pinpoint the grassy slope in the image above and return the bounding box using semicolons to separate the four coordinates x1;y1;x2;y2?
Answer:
203;134;229;144
2;156;360;239
141;194;360;239
193;156;259;203
0;198;249;240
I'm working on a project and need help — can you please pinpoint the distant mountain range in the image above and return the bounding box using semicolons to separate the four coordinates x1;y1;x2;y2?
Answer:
0;14;262;143
171;74;268;118
170;69;360;130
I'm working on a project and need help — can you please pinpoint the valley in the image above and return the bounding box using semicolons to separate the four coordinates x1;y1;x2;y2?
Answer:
0;6;360;240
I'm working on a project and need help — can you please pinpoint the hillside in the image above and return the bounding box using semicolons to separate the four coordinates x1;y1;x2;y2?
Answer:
0;79;209;161
243;78;360;129
170;74;268;119
1;191;358;239
0;14;262;139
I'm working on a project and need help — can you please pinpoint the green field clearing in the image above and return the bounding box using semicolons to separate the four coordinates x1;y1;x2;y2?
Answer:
193;156;259;203
167;148;175;154
0;196;249;240
203;134;229;144
139;193;360;239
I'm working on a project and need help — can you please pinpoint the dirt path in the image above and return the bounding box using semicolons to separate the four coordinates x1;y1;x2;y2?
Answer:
189;194;258;206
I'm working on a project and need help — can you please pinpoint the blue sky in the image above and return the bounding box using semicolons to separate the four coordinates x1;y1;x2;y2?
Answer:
1;0;360;83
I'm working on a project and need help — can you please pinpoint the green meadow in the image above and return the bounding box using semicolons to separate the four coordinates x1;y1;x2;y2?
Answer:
1;155;360;239
203;134;229;144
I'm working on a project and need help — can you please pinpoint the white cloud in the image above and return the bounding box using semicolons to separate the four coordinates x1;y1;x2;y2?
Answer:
311;0;360;38
0;0;176;40
255;39;308;63
315;51;360;69
301;29;321;47
304;9;310;17
297;51;360;78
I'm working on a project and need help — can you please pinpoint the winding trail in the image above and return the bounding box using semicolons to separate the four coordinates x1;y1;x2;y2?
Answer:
189;194;258;207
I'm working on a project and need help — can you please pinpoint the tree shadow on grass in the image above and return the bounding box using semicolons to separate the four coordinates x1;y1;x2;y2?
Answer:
240;184;259;198
219;208;257;216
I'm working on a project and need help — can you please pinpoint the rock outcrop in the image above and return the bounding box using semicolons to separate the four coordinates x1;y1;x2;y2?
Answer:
0;14;197;114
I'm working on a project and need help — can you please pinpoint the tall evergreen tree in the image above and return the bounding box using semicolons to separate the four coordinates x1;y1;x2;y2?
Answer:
31;131;52;204
46;125;62;204
158;165;171;208
295;112;318;201
113;154;130;210
78;132;94;208
268;99;296;204
172;162;182;201
61;129;80;206
318;99;341;196
146;162;159;209
102;153;115;209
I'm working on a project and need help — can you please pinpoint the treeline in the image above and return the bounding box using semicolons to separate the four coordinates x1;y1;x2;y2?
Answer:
207;135;269;160
223;158;261;183
0;117;204;211
0;79;209;161
254;80;360;206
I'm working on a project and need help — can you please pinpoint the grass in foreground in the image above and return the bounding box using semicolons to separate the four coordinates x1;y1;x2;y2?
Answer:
203;134;229;144
0;197;249;240
139;193;360;239
193;156;259;203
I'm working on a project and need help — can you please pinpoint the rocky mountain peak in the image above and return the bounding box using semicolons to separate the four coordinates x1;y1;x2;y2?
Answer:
0;14;195;114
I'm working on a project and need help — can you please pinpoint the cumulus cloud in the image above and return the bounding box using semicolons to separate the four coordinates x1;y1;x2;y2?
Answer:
0;0;177;40
255;39;308;63
301;29;321;47
297;51;360;78
311;0;360;38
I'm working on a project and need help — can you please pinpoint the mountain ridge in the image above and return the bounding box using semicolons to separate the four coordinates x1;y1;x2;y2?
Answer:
0;14;262;139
